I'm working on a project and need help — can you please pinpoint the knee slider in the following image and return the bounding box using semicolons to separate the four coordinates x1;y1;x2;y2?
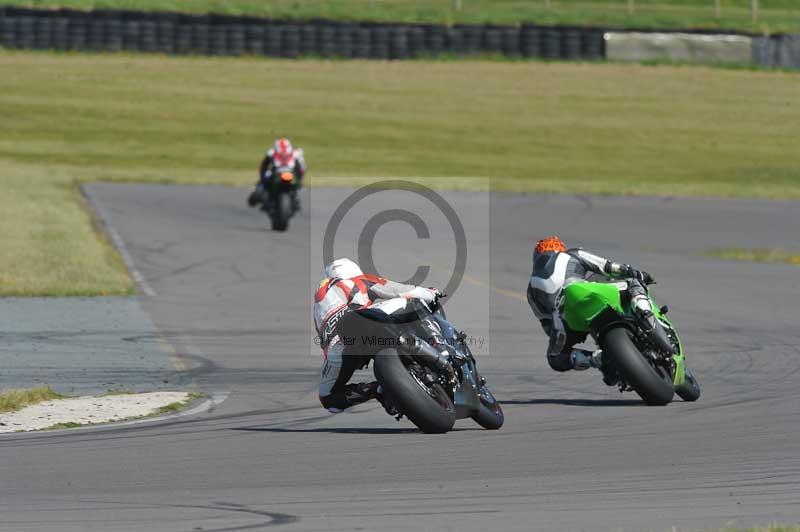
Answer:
547;352;573;372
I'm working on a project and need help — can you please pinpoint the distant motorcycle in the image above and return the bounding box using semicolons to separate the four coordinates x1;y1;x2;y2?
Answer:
335;295;503;433
562;277;701;405
248;166;299;232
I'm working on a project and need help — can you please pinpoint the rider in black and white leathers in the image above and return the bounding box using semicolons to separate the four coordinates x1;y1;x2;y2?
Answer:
527;247;656;378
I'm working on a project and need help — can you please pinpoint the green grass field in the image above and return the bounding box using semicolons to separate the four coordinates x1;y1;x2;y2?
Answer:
2;0;799;33
1;50;799;295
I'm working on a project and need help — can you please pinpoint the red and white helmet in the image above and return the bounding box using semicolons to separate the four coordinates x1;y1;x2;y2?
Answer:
273;138;295;167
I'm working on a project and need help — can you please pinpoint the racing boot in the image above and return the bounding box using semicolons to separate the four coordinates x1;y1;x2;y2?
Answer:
629;281;674;354
374;383;400;421
571;349;618;386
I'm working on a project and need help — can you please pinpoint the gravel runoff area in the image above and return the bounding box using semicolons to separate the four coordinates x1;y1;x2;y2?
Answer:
0;391;190;433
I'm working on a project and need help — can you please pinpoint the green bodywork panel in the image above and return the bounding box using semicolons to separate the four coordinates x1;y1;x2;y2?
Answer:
562;281;686;387
563;282;623;332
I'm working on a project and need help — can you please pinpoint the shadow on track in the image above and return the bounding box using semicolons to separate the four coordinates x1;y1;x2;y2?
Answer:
233;426;424;435
232;426;480;435
501;398;643;407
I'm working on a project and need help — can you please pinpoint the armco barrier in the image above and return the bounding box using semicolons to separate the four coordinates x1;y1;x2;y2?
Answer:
0;6;796;68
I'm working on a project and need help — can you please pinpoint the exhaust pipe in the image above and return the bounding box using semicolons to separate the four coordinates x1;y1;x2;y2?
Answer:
397;334;451;373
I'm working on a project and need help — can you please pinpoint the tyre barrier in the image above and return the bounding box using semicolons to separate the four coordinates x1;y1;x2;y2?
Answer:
282;25;299;58
352;26;371;58
1;7;795;68
520;25;541;57
334;24;354;58
264;24;281;56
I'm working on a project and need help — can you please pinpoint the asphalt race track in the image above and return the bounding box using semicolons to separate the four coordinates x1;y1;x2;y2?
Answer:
1;183;799;532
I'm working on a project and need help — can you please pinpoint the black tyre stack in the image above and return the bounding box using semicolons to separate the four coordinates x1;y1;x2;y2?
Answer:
407;25;424;57
245;23;264;56
389;26;409;59
174;16;193;55
0;10;14;49
208;16;227;55
264;24;281;57
0;7;613;63
156;16;176;54
425;24;446;56
281;25;300;58
582;28;605;60
227;22;245;56
299;25;316;56
542;27;562;59
370;26;389;59
140;18;158;53
563;27;582;60
334;24;355;58
122;17;141;52
105;15;123;52
33;15;52;50
86;14;105;51
190;18;210;55
501;27;521;57
67;13;87;51
352;26;371;58
318;24;336;57
52;16;69;50
12;15;32;50
520;24;541;58
458;24;483;55
483;25;504;54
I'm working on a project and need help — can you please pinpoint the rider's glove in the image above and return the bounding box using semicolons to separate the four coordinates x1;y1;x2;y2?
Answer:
430;288;446;301
621;264;650;283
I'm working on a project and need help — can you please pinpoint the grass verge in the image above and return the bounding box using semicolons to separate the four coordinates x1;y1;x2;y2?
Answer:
704;248;800;266
40;391;204;430
0;386;64;413
1;0;798;33
1;51;798;295
153;391;205;415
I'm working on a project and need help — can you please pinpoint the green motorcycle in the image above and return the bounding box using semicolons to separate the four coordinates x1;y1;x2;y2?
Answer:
562;279;700;405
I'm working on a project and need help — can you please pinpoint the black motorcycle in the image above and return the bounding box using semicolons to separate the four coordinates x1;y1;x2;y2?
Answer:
252;166;299;232
334;296;503;433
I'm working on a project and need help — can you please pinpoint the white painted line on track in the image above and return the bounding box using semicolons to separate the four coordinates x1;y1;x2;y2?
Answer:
81;185;158;297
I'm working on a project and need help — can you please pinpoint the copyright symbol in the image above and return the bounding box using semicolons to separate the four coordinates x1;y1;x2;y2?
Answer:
322;180;467;297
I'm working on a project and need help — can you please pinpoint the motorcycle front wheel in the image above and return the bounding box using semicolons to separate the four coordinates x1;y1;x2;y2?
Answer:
270;192;292;232
471;385;504;430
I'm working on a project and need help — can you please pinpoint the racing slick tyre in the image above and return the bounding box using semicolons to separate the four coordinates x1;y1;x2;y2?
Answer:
675;369;701;402
602;327;674;406
270;192;291;232
471;385;504;430
373;348;456;434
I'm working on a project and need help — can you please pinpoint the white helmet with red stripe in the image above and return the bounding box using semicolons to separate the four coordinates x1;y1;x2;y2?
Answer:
273;138;295;166
325;258;363;280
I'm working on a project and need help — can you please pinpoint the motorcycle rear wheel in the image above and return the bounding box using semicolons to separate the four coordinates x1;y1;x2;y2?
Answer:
602;327;674;406
373;349;455;434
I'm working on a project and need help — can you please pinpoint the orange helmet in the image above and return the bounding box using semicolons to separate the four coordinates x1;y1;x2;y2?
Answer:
535;235;567;254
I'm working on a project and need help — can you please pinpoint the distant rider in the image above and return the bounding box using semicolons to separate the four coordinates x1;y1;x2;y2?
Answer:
247;138;307;210
527;235;657;384
314;258;445;413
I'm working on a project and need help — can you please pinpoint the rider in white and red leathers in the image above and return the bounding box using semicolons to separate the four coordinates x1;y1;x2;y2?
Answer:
314;258;440;413
247;138;307;209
